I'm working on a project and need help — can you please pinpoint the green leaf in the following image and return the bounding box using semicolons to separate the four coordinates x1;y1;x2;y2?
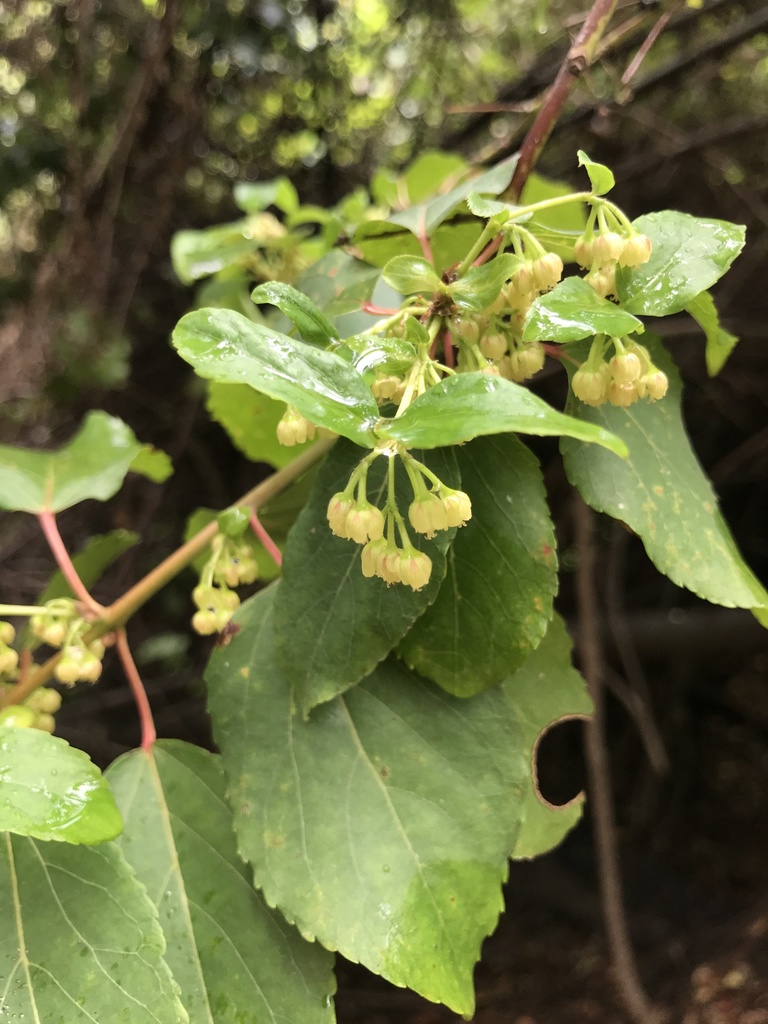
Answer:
399;435;557;696
0;410;150;513
173;308;379;447
251;281;339;346
381;255;441;295
339;334;417;379
561;337;768;614
377;374;628;457
107;741;336;1024
508;613;593;859
130;444;174;483
0;835;187;1022
577;150;614;195
296;250;381;316
234;177;299;215
402;150;469;203
388;155;519;236
448;254;519;312
171;218;265;284
353;220;423;268
616;211;746;316
206;381;314;469
273;439;459;714
686;290;739;376
0;727;122;844
465;192;522;220
522;276;644;343
206;586;521;1016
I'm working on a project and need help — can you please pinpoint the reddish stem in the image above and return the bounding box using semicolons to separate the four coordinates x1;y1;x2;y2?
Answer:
37;511;102;612
416;208;434;264
507;0;619;200
250;512;283;568
361;302;398;316
116;628;155;751
542;342;580;366
621;8;673;87
442;331;455;369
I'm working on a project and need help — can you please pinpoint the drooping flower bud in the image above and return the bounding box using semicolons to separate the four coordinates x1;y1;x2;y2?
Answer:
326;493;355;538
501;342;546;383
574;235;594;269
0;622;15;646
25;687;62;715
396;550;432;591
619;233;652;268
0;644;19;676
34;713;56;733
276;406;317;446
607;380;639;408
441;488;472;529
608;352;643;385
479;332;507;362
0;705;38;729
592;231;625;264
409;493;449;539
637;369;669;401
345;502;386;545
585;264;617;298
532;252;564;291
454;318;481;344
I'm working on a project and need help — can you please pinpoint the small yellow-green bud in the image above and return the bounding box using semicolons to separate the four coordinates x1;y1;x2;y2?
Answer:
25;687;62;715
532;252;563;291
574;235;594;268
607;379;639;408
479;333;507;362
371;375;404;402
592;231;625;264
0;622;15;645
454;318;481;344
585;265;616;299
619;233;652;268
276;406;317;446
609;352;643;385
192;609;220;636
501;343;546;382
0;705;37;729
346;502;385;545
441;489;472;529
327;493;355;538
637;369;669;401
34;713;56;733
572;366;609;406
409;493;449;539
396;551;432;592
361;539;387;579
0;644;19;676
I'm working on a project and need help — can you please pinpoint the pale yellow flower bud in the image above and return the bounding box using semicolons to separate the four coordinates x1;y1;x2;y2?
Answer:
619;233;652;268
609;352;643;385
409;494;449;539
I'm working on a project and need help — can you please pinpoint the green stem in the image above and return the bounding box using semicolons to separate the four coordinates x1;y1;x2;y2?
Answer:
456;219;506;276
0;605;46;617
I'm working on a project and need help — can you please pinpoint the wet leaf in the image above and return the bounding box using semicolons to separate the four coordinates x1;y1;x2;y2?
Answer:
173;308;379;447
686;290;739;376
0;835;187;1022
522;276;643;343
107;741;336;1024
377;373;628;457
381;255;442;295
251;281;339;346
577;150;614;195
0;727;122;844
448;254;518;312
561;337;768;614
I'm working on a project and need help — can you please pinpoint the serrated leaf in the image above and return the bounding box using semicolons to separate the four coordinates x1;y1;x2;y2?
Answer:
686;290;739;376
206;381;314;469
522;276;643;343
206;586;528;1016
0;835;187;1022
107;741;336;1024
561;337;768;614
616;211;745;316
0;727;122;844
0;410;153;513
577;150;615;195
131;444;174;483
508;613;593;859
297;251;381;316
273;440;459;714
399;435;557;696
448;254;519;312
465;192;524;220
377;373;628;456
234;177;299;215
388;155;519;237
381;255;442;295
173;308;379;447
251;281;339;346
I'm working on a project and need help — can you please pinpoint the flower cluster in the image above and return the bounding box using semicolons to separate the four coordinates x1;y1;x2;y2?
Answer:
576;208;652;300
571;338;669;408
326;450;472;590
0;685;62;733
191;582;240;635
29;600;110;685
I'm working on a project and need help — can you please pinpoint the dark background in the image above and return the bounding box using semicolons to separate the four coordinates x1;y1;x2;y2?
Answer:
2;1;768;1020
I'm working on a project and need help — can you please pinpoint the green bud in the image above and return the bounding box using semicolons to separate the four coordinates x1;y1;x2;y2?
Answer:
0;622;15;645
25;687;62;715
0;705;38;729
0;644;19;676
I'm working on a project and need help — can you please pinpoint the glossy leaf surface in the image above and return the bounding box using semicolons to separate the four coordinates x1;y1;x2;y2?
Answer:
207;586;534;1016
686;290;739;376
377;373;628;456
172;217;265;284
251;281;339;346
616;211;745;316
449;254;518;312
0;726;122;844
522;276;643;343
173;308;379;447
381;255;441;295
296;250;381;316
0;411;153;513
399;434;557;696
273;440;458;714
206;381;314;469
107;741;336;1024
0;835;186;1022
561;338;768;614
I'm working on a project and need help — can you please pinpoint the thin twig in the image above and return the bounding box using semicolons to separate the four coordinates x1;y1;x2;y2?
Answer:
620;6;675;89
37;511;103;613
574;496;659;1024
507;0;620;200
116;629;155;751
249;512;283;568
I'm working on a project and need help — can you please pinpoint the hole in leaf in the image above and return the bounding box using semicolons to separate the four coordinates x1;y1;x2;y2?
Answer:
534;716;587;808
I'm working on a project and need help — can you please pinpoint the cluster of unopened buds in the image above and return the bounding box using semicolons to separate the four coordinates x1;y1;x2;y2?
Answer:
572;337;669;408
191;533;260;635
276;406;338;447
576;212;652;299
0;677;62;733
29;599;110;685
326;450;472;590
